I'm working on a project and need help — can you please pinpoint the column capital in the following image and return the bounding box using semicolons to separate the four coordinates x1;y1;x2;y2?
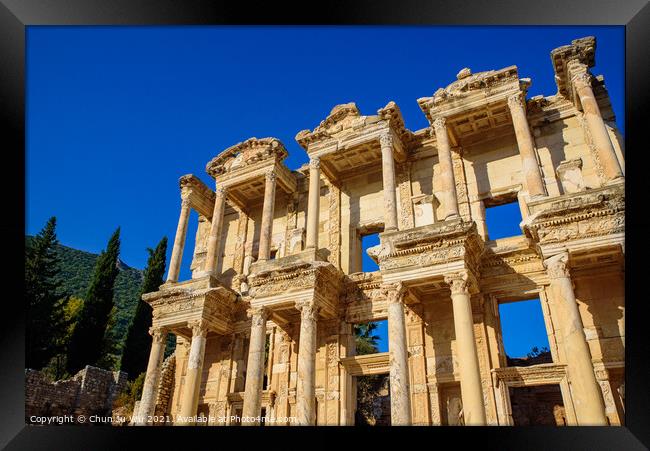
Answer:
215;185;228;198
148;326;168;344
382;281;407;304
188;319;209;338
432;116;447;131
265;169;277;183
295;300;320;322
247;306;270;325
309;157;321;170
572;72;592;91
379;133;394;148
444;271;471;295
543;252;571;279
507;92;525;110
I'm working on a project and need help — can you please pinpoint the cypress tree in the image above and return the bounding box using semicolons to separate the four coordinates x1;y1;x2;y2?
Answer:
66;227;121;374
25;217;66;369
120;236;168;379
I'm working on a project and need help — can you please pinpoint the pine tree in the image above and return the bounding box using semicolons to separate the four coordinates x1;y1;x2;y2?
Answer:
66;227;121;374
120;236;168;379
25;217;67;370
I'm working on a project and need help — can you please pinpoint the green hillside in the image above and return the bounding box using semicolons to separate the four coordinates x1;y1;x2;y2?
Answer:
26;235;144;354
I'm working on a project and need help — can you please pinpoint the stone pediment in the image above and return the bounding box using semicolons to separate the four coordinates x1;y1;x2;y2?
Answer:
205;137;288;177
295;102;383;150
420;66;520;109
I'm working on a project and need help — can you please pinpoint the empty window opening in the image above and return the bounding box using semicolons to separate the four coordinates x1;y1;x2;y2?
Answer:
355;374;391;426
361;233;380;272
484;194;522;240
509;385;566;426
269;249;278;260
354;320;388;355
498;298;552;367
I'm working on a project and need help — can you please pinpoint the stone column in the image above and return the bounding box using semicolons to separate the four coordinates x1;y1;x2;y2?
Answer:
203;185;228;275
242;307;269;425
166;195;191;283
544;252;608;425
295;300;319;425
385;282;412;425
444;272;486;425
258;169;277;261
507;93;546;198
572;72;624;183
432;117;460;219
177;320;208;425
380;133;399;231
134;327;167;425
305;157;321;249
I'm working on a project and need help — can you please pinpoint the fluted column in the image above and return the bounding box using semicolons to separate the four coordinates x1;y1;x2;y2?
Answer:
305;157;321;249
242;307;270;425
134;327;167;425
507;93;546;198
385;282;412;425
572;72;624;183
445;271;486;425
258;169;277;261
380;133;399;231
177;320;208;425
295;300;319;425
203;185;228;275
167;195;191;283
432;117;459;219
544;252;608;425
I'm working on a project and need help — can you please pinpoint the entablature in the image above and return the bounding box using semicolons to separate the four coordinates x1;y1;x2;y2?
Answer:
376;218;484;286
144;275;239;336
523;180;624;259
179;174;216;219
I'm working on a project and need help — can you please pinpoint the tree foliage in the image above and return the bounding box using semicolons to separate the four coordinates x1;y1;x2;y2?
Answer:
66;228;121;373
120;237;168;380
25;217;67;370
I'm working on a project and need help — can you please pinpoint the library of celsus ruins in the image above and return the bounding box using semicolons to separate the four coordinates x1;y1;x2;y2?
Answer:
134;36;625;426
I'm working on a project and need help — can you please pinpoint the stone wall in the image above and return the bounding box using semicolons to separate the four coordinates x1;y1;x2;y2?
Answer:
25;365;127;423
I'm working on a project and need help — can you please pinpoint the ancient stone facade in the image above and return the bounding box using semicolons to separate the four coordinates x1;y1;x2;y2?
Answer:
25;366;128;422
136;37;624;426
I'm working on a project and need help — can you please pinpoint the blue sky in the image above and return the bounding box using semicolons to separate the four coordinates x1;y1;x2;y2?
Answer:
26;26;623;356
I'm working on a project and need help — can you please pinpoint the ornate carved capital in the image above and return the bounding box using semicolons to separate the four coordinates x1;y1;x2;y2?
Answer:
543;252;571;279
444;271;471;295
296;300;320;322
265;169;277;183
382;281;407;304
187;319;209;338
215;185;228;199
572;72;592;91
507;92;524;111
309;157;321;170
379;133;394;148
149;326;168;344
432;116;447;131
247;306;270;326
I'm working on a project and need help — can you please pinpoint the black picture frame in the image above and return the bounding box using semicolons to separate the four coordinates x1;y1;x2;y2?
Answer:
2;1;647;448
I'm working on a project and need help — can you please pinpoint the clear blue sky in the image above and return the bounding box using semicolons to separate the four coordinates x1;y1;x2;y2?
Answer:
26;26;623;357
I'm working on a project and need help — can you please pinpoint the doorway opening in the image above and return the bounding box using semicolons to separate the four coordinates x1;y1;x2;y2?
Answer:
509;384;566;425
354;374;391;426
